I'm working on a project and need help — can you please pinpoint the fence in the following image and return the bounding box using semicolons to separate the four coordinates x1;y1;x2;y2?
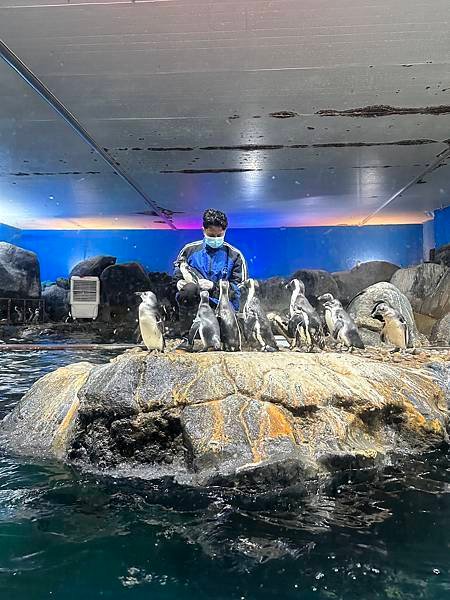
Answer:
0;298;45;325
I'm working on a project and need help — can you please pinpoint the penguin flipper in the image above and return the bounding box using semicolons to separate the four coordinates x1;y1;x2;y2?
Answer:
187;321;200;347
243;315;257;341
332;319;344;340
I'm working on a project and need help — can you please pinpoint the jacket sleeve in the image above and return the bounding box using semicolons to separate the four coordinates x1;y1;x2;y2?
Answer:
229;250;248;309
173;245;188;282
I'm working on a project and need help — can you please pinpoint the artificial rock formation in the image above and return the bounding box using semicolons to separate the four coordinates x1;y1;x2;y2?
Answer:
70;255;117;278
0;242;41;299
1;350;448;490
333;261;400;306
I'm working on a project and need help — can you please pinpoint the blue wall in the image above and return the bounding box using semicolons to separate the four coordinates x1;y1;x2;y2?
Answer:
0;223;21;245
434;206;450;248
19;224;423;282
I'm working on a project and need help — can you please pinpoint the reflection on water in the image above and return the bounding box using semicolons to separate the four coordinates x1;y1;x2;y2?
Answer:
0;349;449;599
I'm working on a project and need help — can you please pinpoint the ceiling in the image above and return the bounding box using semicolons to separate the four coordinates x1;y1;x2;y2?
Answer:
0;0;449;230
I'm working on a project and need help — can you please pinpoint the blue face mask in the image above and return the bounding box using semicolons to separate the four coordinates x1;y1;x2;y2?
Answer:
205;235;225;249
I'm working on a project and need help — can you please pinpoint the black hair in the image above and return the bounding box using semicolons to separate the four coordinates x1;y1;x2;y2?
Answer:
203;208;228;230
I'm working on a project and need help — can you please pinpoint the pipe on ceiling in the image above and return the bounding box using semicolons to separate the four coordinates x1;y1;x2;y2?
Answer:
359;145;450;226
0;37;177;230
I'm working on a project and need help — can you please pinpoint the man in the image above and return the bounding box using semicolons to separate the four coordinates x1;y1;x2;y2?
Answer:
173;208;247;336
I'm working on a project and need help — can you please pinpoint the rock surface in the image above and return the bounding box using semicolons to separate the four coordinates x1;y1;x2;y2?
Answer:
391;263;450;320
431;314;450;346
0;242;41;299
347;282;422;346
42;284;69;321
333;261;400;306
1;351;448;490
70;255;116;278
290;269;339;302
100;262;151;321
434;243;450;267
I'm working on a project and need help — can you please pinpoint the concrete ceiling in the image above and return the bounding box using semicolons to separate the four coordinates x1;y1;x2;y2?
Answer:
0;0;449;230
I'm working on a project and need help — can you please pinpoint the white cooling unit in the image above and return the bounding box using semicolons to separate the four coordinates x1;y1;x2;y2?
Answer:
70;276;100;319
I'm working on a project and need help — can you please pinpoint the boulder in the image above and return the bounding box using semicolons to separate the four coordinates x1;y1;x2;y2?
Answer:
0;242;41;298
289;269;339;302
390;263;450;320
42;284;69;322
255;277;290;314
100;262;151;321
347;281;422;346
333;261;400;306
430;314;450;346
70;255;116;278
56;277;70;290
434;243;450;267
1;351;448;490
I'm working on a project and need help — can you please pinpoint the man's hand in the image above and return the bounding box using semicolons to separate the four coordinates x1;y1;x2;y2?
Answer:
198;279;214;291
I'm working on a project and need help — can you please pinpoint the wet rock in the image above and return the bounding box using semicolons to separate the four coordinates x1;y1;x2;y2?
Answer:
1;351;448;490
347;281;423;346
434;243;450;267
42;284;69;321
391;263;450;319
0;242;41;298
430;314;450;346
70;255;116;278
333;261;400;306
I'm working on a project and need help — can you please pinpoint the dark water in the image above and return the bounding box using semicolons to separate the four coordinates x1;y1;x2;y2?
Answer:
0;349;450;600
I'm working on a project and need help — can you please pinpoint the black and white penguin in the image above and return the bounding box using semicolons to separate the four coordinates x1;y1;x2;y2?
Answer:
371;301;410;351
318;293;343;336
216;280;241;351
286;279;315;317
332;307;365;351
288;309;324;352
286;279;324;351
187;291;221;351
176;256;201;286
242;279;278;352
135;291;165;352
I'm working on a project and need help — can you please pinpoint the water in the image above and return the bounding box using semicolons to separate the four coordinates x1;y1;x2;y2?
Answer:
0;349;450;600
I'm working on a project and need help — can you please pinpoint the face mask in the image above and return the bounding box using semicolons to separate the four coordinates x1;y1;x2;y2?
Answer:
205;235;225;249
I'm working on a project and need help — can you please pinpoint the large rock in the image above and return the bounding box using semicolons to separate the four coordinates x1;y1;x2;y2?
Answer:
100;262;151;320
255;277;290;314
333;261;400;306
1;351;448;490
434;243;450;267
290;269;339;301
347;281;422;346
391;263;450;320
42;284;69;321
430;314;450;346
70;255;116;278
0;242;41;298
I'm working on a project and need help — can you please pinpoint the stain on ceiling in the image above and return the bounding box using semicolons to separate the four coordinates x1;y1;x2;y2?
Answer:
0;0;449;229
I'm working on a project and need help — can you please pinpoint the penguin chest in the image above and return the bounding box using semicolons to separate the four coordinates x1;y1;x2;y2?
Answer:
383;321;407;348
139;311;163;350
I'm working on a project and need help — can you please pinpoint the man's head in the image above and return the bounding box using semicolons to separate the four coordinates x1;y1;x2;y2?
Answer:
202;209;228;248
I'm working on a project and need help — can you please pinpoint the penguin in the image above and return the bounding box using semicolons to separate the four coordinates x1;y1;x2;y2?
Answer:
135;291;165;352
176;256;201;285
216;280;241;351
241;279;278;352
371;301;410;351
331;307;365;351
13;306;23;324
286;278;315;317
286;280;324;350
30;308;40;324
187;290;221;351
318;293;342;337
288;308;324;352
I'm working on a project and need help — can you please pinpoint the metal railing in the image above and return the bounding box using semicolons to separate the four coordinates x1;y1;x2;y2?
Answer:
0;298;45;325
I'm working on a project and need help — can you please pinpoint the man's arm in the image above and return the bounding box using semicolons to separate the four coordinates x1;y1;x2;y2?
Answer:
228;247;248;309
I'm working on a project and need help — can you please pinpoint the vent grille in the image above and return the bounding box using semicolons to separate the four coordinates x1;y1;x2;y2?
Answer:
70;277;99;303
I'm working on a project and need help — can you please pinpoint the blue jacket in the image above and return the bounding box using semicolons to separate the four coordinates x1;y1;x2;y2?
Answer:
173;240;248;310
